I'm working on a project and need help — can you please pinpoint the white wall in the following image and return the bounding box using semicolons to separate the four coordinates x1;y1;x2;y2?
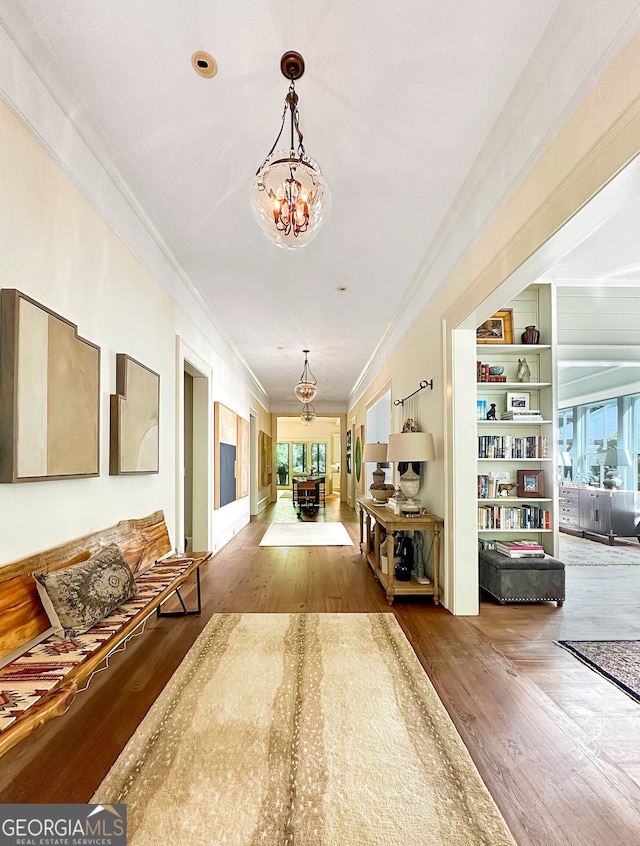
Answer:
0;99;270;566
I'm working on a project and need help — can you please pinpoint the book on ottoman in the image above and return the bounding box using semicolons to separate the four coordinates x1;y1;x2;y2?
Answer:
495;539;545;558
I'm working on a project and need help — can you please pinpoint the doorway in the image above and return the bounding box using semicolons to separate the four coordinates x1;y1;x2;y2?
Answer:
183;359;209;552
447;152;640;614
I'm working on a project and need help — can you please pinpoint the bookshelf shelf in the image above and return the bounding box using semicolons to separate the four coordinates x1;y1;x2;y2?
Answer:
477;458;553;462
478;528;553;533
477;497;552;503
477;420;552;426
476;382;551;389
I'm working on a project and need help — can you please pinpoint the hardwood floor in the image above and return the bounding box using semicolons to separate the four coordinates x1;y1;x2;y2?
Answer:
2;494;640;845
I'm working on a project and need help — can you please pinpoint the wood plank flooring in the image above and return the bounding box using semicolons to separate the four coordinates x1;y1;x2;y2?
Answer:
1;494;639;845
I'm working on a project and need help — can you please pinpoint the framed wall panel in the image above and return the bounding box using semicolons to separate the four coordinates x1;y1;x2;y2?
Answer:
356;424;365;493
215;402;237;509
110;354;160;475
0;289;100;482
259;430;272;489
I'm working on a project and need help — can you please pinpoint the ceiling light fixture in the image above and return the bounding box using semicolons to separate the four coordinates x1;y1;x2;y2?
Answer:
301;402;316;424
294;349;318;403
251;51;330;249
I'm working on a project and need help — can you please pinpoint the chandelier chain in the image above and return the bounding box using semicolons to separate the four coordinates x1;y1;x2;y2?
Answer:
256;81;307;175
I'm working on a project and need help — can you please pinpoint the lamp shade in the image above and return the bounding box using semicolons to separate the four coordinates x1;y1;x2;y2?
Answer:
387;432;435;463
363;443;388;464
603;447;632;467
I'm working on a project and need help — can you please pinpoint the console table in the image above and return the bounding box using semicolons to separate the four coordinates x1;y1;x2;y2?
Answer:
358;498;443;605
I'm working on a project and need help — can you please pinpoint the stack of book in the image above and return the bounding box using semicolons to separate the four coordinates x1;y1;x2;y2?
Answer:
494;539;545;558
477;362;507;382
500;409;543;421
478;504;550;530
477;434;548;458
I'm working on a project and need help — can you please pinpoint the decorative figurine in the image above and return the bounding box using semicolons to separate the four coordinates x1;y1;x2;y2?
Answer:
517;358;531;382
486;403;497;420
402;417;419;433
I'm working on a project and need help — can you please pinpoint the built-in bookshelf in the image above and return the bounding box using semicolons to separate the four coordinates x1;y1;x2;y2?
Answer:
475;284;558;555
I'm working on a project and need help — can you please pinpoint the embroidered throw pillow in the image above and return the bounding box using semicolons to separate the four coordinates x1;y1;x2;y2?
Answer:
34;544;136;639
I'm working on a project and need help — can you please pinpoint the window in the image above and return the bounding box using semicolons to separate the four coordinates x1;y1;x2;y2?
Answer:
292;443;307;475
557;395;640;488
276;443;290;486
310;443;327;474
584;400;617;486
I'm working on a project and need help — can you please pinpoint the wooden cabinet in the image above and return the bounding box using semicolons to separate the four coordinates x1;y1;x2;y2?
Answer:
559;486;640;543
358;498;443;605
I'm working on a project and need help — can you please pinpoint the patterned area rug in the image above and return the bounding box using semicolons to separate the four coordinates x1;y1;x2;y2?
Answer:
559;533;640;567
259;521;353;546
94;613;516;845
557;640;640;703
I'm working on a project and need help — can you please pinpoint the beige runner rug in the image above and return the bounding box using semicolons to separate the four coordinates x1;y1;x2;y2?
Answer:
93;613;515;845
259;521;353;546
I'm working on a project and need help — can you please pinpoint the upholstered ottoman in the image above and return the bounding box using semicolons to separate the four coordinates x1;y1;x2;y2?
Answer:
478;549;565;607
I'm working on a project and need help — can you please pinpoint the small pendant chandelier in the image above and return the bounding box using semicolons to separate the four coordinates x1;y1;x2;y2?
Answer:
300;402;316;424
251;51;331;249
294;349;317;403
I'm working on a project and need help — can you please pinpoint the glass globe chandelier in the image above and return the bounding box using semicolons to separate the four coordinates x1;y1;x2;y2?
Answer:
251;51;331;249
301;402;316;424
294;349;318;403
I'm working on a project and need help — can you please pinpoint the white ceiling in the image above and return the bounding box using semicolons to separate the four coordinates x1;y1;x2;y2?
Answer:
553;191;640;403
2;1;639;411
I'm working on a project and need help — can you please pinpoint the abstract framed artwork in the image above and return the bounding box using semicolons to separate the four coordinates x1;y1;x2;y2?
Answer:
259;431;273;489
110;354;160;475
476;309;514;344
0;289;100;482
355;424;365;492
215;402;237;509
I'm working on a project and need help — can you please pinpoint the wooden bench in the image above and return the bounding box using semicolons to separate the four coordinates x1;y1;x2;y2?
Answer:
0;510;211;758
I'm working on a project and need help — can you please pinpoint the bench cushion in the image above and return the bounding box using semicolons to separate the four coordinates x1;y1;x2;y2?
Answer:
479;549;565;603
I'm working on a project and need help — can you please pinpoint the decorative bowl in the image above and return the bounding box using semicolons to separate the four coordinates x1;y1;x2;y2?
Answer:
370;486;394;503
488;365;504;375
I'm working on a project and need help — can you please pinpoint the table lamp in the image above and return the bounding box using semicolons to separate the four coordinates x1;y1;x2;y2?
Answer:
601;447;632;489
363;442;388;486
387;432;435;512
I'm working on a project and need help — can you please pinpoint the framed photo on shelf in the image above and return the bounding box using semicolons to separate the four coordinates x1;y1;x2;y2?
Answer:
476;399;487;420
517;469;545;498
506;391;530;410
476;308;514;345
